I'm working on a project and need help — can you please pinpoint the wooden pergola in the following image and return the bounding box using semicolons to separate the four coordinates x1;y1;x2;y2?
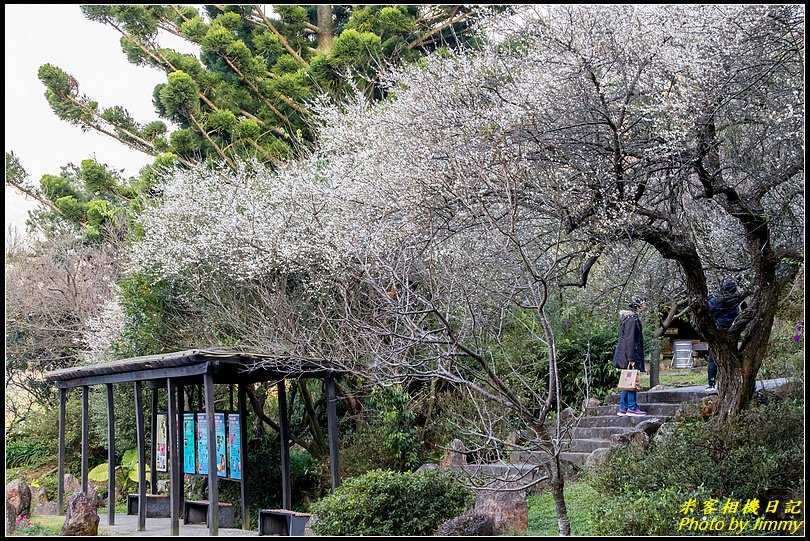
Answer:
44;349;342;536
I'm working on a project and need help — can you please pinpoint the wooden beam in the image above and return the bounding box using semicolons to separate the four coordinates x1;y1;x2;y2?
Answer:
326;376;341;490
106;384;116;526
167;378;180;536
53;363;209;388
81;386;89;493
134;381;147;531
238;384;250;529
151;388;158;495
204;370;219;535
278;380;291;509
58;387;66;514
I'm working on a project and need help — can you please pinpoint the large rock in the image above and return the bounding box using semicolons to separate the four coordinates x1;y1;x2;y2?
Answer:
635;418;664;436
435;511;494;536
5;479;32;516
584;397;601;409
30;485;58;516
584;447;612;468
63;474;81;497
440;439;468;469
559;407;578;427
609;429;649;451
653;422;678;444
473;489;527;534
5;501;16;535
414;463;439;475
60;491;99;536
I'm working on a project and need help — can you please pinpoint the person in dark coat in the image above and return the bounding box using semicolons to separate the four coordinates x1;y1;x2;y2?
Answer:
705;278;743;392
612;294;647;416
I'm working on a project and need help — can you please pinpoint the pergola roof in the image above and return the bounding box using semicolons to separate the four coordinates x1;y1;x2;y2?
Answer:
45;348;342;388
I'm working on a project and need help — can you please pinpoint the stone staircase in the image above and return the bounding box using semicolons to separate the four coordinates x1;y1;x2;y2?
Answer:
560;387;712;466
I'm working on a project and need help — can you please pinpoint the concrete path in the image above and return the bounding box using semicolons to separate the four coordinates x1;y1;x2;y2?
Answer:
40;514;258;537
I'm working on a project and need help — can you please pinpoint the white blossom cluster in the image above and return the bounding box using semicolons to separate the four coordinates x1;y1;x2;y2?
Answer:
130;5;802;359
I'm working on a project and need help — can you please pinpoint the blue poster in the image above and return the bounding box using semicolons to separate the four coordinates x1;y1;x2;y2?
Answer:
197;413;208;474
215;413;227;478
183;414;195;474
228;414;241;480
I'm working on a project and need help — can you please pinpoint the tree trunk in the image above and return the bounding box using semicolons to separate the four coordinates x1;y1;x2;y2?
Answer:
550;456;570;536
316;5;334;52
713;345;764;422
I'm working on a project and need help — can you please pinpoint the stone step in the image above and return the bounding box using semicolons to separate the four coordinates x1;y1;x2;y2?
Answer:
559;451;590;466
606;389;713;404
571;426;635;439
575;414;665;428
587;403;681;416
565;438;611;453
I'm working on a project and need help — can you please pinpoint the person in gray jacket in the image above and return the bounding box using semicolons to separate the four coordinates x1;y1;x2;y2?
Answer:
612;294;647;416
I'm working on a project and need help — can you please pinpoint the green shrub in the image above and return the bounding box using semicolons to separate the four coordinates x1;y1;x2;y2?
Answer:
310;469;472;536
586;389;804;535
5;440;49;468
589;486;714;536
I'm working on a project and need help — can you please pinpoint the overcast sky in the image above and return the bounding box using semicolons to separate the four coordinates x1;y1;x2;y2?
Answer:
4;4;199;238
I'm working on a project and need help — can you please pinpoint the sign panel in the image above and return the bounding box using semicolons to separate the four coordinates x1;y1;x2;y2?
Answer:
215;413;227;477
196;413;208;474
183;413;195;474
155;414;168;472
228;414;241;479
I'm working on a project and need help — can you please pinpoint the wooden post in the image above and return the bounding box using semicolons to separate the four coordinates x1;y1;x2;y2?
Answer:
177;383;185;521
277;380;291;509
167;378;180;536
204;370;219;535
134;381;147;531
151;388;158;495
238;384;250;530
106;384;116;526
58;387;66;514
326;376;341;490
81;386;89;494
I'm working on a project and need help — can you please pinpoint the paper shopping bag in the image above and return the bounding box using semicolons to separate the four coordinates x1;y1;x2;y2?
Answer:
617;369;641;391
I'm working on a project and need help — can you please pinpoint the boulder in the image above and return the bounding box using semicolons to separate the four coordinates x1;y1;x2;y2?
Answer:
635;418;664;436
60;492;99;536
440;439;468;469
63;474;81;497
648;384;672;392
653;422;678;444
414;463;439;475
30;485;58;516
473;489;527;534
584;447;612;468
609;429;649;451
5;501;15;535
559;407;578;427
584;397;601;409
157;479;170;494
435;511;495;536
5;479;32;516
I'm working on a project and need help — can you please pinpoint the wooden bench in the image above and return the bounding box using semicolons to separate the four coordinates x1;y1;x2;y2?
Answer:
183;500;235;528
126;494;171;517
258;509;312;536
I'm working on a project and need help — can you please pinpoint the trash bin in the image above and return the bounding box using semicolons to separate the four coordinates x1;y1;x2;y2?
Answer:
673;340;693;368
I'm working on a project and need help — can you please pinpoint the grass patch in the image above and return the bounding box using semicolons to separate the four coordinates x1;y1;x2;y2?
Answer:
12;515;63;536
12;514;116;536
642;368;707;389
527;481;599;536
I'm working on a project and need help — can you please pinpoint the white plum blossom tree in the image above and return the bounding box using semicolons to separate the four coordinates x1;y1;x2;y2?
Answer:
130;4;803;533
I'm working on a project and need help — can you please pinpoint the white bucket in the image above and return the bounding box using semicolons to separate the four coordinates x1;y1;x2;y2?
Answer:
673;340;693;368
